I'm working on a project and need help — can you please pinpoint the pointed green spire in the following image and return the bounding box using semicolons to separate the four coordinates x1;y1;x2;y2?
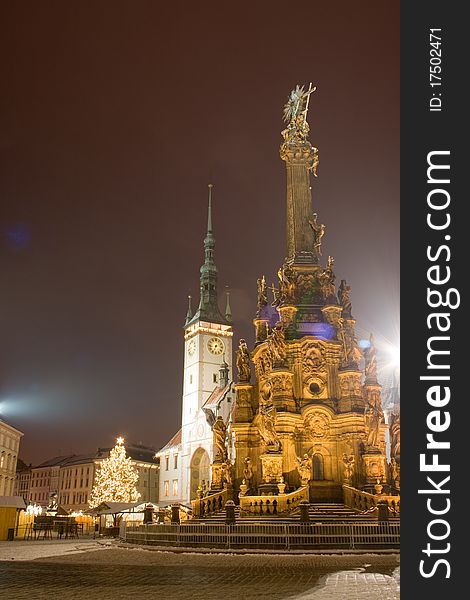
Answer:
184;185;230;328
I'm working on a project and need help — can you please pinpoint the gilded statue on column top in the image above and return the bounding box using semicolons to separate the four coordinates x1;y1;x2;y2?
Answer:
281;83;319;175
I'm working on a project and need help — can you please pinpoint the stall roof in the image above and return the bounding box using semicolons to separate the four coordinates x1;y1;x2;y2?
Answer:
0;496;26;509
89;501;154;515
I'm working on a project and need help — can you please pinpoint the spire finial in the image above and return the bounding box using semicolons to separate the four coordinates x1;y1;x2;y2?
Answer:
207;183;213;234
225;286;232;322
184;294;193;326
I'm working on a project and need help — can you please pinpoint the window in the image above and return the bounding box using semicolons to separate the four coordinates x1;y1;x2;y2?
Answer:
165;456;169;471
174;454;178;469
189;374;193;385
172;480;178;496
164;481;169;497
213;373;217;383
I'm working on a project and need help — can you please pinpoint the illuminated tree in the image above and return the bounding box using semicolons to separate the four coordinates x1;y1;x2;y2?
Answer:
89;436;141;508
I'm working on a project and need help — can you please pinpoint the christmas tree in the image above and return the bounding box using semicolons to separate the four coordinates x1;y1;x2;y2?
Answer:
89;436;141;508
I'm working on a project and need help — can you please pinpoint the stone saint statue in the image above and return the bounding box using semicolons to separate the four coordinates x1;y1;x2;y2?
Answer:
255;404;281;452
256;275;268;315
364;395;383;449
389;411;401;461
342;454;355;481
268;323;286;365
270;282;281;307
236;339;251;382
277;264;296;304
221;460;233;486
364;334;378;383
390;458;400;489
243;457;253;488
212;416;227;462
319;256;336;300
338;279;352;316
308;213;326;256
296;454;312;485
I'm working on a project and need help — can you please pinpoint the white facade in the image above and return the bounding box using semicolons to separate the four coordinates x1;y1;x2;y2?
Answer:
0;419;23;497
180;321;233;504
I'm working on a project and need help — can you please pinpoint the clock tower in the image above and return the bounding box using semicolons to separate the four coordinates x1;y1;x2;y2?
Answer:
180;185;233;502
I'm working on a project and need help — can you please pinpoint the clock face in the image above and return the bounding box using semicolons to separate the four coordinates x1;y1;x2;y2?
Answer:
188;340;196;356
207;337;224;355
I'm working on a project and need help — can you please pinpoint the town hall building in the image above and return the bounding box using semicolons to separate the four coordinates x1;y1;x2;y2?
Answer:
156;185;234;506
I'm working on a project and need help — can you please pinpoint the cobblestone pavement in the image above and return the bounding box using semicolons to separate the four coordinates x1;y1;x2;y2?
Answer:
0;545;399;600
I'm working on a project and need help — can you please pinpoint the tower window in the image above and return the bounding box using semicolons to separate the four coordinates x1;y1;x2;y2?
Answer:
174;454;178;469
213;373;218;383
165;456;169;471
189;374;193;385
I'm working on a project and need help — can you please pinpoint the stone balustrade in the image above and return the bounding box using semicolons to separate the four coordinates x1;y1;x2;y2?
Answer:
191;487;231;518
239;486;309;516
343;484;400;515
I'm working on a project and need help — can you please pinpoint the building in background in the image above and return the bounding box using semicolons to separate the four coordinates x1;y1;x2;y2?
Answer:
56;442;159;513
0;418;23;497
13;459;32;503
29;455;74;508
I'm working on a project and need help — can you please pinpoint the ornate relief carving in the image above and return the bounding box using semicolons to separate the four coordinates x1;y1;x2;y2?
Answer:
254;349;273;380
236;387;252;407
304;411;330;440
260;453;283;483
302;343;325;373
271;373;292;395
339;373;362;397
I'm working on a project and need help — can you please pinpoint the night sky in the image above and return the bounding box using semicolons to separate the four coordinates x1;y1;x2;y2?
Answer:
0;1;399;464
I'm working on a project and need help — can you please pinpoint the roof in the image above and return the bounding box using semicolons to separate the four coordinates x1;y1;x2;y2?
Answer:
0;418;24;437
201;383;233;426
201;383;231;411
0;496;26;509
34;455;76;469
95;445;158;465
60;453;97;467
156;429;182;454
89;501;147;515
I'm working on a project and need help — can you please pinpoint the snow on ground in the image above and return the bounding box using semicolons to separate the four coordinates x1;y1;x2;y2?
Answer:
0;539;113;562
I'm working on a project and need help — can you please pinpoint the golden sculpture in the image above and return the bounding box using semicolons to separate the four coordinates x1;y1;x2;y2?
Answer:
342;454;355;482
296;453;312;486
243;457;253;488
256;275;268;316
236;339;251;382
212;416;228;462
338;279;353;316
222;86;394;509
